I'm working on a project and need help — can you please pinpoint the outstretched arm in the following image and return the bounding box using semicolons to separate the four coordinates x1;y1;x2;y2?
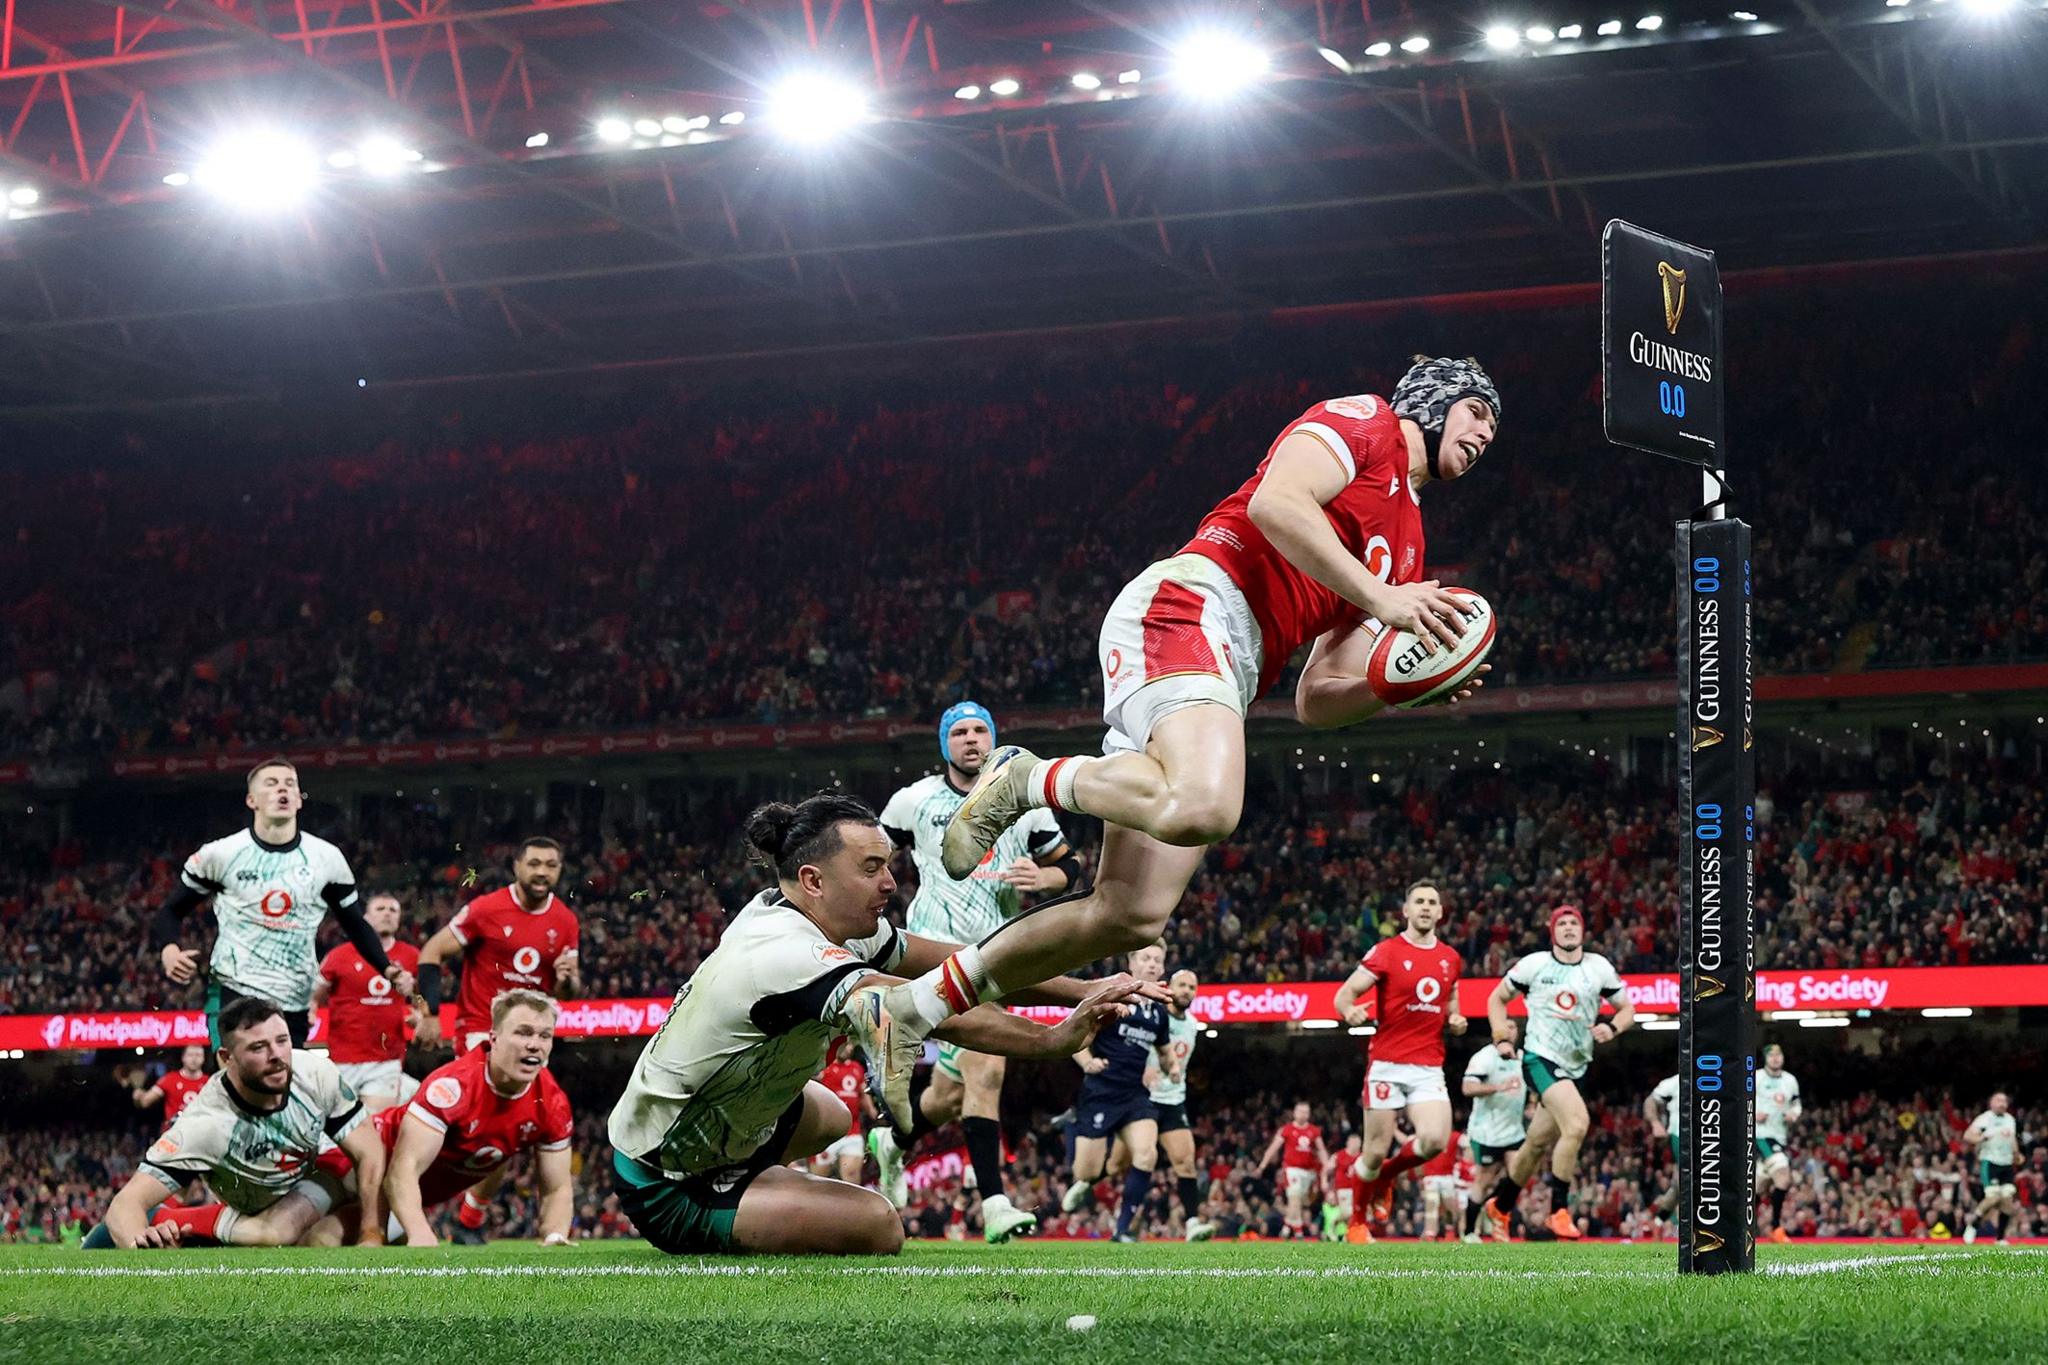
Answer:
384;1113;447;1247
1488;978;1521;1044
536;1147;575;1245
102;1171;177;1249
1255;1129;1285;1174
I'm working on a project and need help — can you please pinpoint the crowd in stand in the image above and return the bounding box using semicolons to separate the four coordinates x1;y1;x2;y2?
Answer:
3;275;2043;762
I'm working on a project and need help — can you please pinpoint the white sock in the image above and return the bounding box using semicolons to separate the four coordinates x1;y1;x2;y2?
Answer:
908;945;1002;1029
1029;755;1092;815
213;1207;243;1244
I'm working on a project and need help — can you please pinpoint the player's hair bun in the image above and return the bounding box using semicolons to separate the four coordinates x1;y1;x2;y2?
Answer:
744;802;801;865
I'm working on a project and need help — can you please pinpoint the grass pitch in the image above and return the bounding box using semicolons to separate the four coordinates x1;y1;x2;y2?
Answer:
2;1239;2040;1363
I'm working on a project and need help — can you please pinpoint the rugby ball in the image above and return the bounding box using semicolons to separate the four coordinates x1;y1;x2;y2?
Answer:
1364;587;1496;709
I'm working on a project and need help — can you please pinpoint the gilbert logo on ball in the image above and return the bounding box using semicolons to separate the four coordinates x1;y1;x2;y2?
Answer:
1365;588;1497;708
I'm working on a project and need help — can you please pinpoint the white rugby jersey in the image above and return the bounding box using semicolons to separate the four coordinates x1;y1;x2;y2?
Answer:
1651;1073;1683;1142
880;773;1066;943
1755;1069;1801;1143
1464;1045;1530;1148
1969;1110;2018;1166
182;826;358;1010
608;889;907;1179
1505;951;1626;1079
1149;1011;1201;1106
140;1053;362;1213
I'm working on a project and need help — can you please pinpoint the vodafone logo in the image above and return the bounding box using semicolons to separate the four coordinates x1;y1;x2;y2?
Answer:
1554;989;1579;1015
42;1016;66;1048
1415;976;1443;1004
259;890;295;919
366;975;393;999
469;1145;504;1169
512;946;543;975
1363;535;1393;582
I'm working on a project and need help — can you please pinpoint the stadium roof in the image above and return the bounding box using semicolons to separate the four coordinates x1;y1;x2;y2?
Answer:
0;0;2042;415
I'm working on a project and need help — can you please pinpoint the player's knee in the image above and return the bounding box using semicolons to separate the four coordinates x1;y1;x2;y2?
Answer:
864;1201;906;1255
1093;896;1172;954
1154;791;1240;847
1415;1133;1447;1159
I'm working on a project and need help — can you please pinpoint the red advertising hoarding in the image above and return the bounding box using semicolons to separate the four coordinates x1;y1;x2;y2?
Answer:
6;965;2043;1053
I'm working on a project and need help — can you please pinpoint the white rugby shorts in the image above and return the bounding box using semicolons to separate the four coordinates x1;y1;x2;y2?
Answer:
336;1059;405;1099
825;1133;866;1163
1365;1060;1450;1110
1099;554;1263;755
1284;1166;1317;1203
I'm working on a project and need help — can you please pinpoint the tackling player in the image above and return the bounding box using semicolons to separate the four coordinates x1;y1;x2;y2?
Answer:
873;701;1076;1243
415;836;580;1236
314;891;422;1111
154;759;410;1047
381;990;574;1247
1482;905;1634;1241
1061;944;1174;1243
816;1048;871;1186
1755;1043;1802;1242
1255;1101;1330;1239
130;1045;209;1128
1461;1025;1527;1242
1963;1091;2019;1245
86;997;386;1249
852;361;1502;1123
1335;879;1467;1219
606;794;1148;1256
1647;1072;1682;1223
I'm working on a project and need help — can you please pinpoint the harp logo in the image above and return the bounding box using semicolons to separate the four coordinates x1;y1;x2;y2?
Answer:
1659;261;1688;334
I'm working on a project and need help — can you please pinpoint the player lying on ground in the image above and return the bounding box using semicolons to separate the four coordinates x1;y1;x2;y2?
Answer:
846;359;1503;1126
1482;906;1634;1241
306;988;575;1248
87;997;386;1249
605;793;1159;1256
1334;878;1467;1222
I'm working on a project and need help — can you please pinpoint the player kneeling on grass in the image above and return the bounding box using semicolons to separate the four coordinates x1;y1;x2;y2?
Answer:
86;996;387;1249
606;794;1157;1256
308;988;575;1247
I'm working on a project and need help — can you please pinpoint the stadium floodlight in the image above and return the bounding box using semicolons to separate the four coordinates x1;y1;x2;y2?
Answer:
1922;1007;1974;1018
1365;40;1395;55
1400;34;1432;51
193;129;320;210
596;117;632;143
1170;31;1271;98
7;186;37;206
326;149;359;169
1072;71;1103;89
163;171;191;187
1799;1016;1851;1028
719;110;747;125
1316;46;1353;72
954;84;983;99
1118;68;1142;83
525;131;550;148
1885;0;1909;6
765;72;870;144
1636;13;1664;28
988;76;1022;96
1559;22;1584;36
1300;1019;1340;1030
1730;9;1759;18
661;115;691;134
1527;24;1557;41
357;136;421;176
632;117;662;137
1598;18;1624;33
1959;0;2014;13
1484;24;1521;49
1640;1018;1680;1031
685;115;712;131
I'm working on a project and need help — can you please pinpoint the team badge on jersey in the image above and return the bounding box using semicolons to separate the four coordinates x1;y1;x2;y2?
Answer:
427;1077;463;1109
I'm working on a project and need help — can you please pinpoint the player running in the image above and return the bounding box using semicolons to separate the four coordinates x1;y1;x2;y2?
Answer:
1419;1131;1474;1240
1755;1043;1803;1242
816;1049;872;1186
314;891;422;1111
1647;1072;1682;1224
154;759;409;1048
1335;879;1467;1220
130;1045;209;1128
850;361;1503;1124
1061;944;1174;1242
379;990;575;1247
1482;905;1635;1241
86;997;386;1249
1963;1091;2020;1245
872;701;1077;1243
1255;1101;1330;1238
606;794;1148;1257
1143;967;1214;1240
1461;1024;1527;1242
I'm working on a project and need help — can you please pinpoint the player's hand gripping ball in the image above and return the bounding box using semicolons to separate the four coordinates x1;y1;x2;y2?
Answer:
1364;587;1496;708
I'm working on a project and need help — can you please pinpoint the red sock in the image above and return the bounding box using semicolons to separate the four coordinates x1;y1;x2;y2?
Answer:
1380;1139;1428;1180
457;1193;488;1230
152;1202;228;1244
158;1194;186;1213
